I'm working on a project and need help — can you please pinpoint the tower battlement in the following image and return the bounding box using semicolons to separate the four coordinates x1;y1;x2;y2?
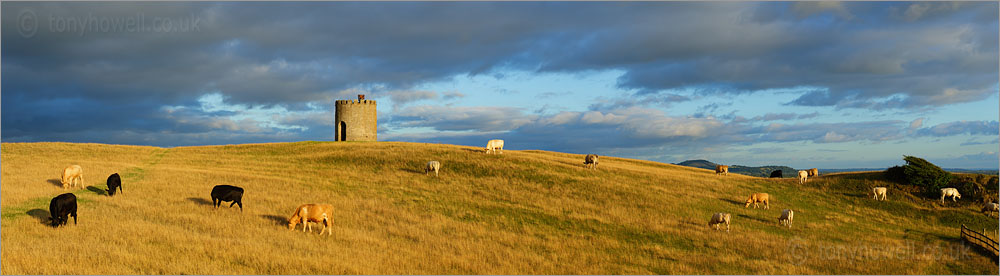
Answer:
335;99;377;105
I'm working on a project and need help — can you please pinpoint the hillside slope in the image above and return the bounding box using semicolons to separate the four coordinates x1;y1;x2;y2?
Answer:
2;142;997;274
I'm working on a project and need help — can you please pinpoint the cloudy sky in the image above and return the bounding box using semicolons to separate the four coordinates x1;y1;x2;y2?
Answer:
2;1;998;169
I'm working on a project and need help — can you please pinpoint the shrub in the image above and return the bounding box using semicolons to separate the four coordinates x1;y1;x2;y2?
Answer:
884;156;953;198
884;165;905;183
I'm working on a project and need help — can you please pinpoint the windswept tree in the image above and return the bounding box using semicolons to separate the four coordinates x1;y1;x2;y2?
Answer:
885;155;953;198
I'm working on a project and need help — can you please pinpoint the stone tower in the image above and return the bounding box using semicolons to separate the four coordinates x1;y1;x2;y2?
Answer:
334;94;377;141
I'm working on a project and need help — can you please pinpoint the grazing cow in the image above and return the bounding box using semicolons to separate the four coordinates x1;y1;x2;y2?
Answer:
584;154;599;170
211;185;244;211
769;170;783;178
872;187;887;201
288;203;335;235
797;170;808;184
426;161;441;177
49;193;77;227
744;193;770;209
715;165;729;176
778;209;794;228
709;213;731;232
808;168;819;177
981;203;999;217
484;139;505;154
61;165;84;189
106;173;122;196
940;188;961;203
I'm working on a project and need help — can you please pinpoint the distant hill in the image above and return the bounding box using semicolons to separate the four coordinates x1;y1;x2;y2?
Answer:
675;162;998;177
945;168;999;175
674;159;717;170
794;168;998;175
674;160;796;177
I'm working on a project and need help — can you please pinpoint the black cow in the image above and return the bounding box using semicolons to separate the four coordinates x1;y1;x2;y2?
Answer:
106;173;123;196
49;193;77;227
769;170;783;178
211;185;244;211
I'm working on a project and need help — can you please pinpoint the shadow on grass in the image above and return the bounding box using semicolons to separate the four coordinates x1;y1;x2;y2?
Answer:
26;209;51;226
186;197;213;206
400;167;424;174
261;215;288;227
839;192;868;199
461;148;485;154
720;198;744;206
86;186;107;196
47;179;63;188
737;214;771;224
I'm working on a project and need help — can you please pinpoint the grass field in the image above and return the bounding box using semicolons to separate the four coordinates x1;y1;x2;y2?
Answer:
2;141;997;274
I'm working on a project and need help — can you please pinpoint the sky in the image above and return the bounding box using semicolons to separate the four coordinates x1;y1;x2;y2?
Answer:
2;1;998;169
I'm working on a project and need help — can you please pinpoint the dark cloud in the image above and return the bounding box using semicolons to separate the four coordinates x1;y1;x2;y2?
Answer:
2;1;997;153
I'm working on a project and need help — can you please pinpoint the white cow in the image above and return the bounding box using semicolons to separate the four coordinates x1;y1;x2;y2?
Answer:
940;188;961;203
778;209;794;228
981;203;999;217
709;213;731;232
873;187;887;201
484;139;504;154
425;161;441;177
61;165;84;189
797;170;808;184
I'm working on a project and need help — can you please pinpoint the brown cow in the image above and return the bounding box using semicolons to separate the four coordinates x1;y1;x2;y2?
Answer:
584;154;599;170
808;168;819;177
715;165;729;176
288;204;334;235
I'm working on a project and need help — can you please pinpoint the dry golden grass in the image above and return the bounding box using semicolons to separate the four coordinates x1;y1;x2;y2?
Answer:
2;141;997;274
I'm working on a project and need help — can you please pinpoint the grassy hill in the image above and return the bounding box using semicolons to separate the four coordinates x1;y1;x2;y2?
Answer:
2;141;997;274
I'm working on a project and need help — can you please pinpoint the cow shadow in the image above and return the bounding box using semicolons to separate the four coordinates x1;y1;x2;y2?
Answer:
261;215;288;227
737;214;771;224
400;167;424;174
86;186;107;196
47;179;63;188
186;197;213;206
26;209;51;225
720;198;744;206
839;192;867;199
461;148;484;154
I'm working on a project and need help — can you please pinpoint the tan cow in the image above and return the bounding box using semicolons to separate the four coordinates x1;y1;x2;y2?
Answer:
61;165;84;189
808;168;818;177
288;204;334;235
715;165;729;176
744;193;770;209
484;139;504;154
797;170;808;184
873;187;887;201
